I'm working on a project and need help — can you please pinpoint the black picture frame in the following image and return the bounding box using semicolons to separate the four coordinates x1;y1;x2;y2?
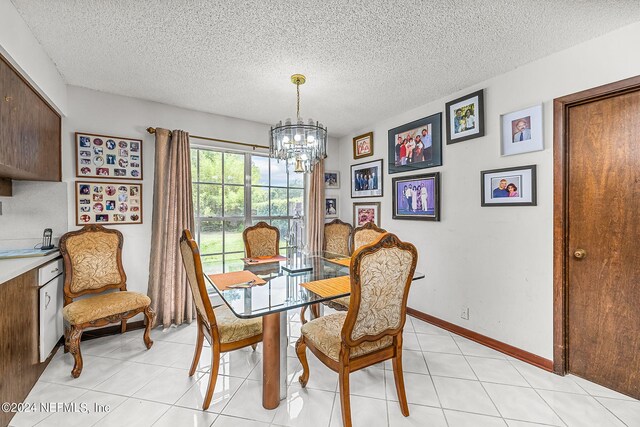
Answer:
481;165;537;207
388;113;442;174
392;172;440;221
445;89;485;145
351;159;383;198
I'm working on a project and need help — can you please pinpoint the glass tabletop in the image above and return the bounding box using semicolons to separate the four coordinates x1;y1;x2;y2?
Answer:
205;251;425;319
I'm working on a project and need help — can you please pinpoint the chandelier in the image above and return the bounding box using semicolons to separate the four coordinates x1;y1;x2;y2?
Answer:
270;74;327;173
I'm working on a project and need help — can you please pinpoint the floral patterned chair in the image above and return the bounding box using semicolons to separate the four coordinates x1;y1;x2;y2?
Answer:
295;232;418;427
59;225;155;378
351;221;387;253
242;221;280;258
324;219;353;257
180;229;263;410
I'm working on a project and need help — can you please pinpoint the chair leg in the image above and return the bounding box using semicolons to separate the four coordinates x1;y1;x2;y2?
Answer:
121;319;127;334
202;344;221;410
338;364;352;427
310;303;320;319
63;324;70;353
189;321;205;377
68;326;84;378
143;306;155;349
295;336;310;387
300;306;308;324
392;340;410;416
251;343;258;351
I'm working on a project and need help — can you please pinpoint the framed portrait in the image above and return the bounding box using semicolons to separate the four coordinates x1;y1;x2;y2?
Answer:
351;159;383;198
325;197;338;218
481;165;537;207
445;89;485;145
353;202;381;227
353;131;374;159
324;171;340;189
388;113;442;174
501;104;544;156
392;172;440;221
76;132;143;180
76;181;143;225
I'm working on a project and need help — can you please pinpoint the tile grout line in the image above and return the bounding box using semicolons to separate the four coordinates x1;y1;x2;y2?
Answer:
415;329;450;427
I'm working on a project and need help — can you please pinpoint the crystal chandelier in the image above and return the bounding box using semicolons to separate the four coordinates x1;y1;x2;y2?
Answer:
270;74;327;173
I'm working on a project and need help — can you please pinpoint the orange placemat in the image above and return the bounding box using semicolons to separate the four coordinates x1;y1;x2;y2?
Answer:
300;276;351;298
242;255;287;265
208;270;266;291
323;256;351;267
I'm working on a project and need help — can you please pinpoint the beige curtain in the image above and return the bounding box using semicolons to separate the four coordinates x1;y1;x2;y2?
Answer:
147;128;195;327
307;159;325;253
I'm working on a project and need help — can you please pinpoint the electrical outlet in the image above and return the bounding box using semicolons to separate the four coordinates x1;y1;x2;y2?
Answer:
461;306;469;320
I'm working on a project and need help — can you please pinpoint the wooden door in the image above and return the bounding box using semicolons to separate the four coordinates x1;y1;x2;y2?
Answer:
566;89;640;399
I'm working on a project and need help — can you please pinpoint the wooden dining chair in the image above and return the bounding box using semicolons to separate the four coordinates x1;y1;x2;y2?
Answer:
324;219;353;257
180;229;263;410
351;221;387;253
295;233;417;427
242;221;280;258
59;225;155;378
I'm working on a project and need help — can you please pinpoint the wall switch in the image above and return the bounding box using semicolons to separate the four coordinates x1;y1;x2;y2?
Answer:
461;306;469;320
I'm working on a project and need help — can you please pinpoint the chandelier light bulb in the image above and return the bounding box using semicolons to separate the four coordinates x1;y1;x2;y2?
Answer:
294;134;302;142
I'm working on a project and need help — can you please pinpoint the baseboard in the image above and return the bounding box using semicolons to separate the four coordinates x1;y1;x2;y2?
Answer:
81;320;146;341
407;307;553;372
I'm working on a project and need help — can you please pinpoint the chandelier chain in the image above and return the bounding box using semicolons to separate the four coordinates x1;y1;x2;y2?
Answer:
296;80;301;121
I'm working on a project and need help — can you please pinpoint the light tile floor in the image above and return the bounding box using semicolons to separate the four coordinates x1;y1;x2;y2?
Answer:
9;310;640;427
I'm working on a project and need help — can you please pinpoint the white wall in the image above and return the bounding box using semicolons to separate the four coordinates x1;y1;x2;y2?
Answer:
336;22;640;360
0;0;67;114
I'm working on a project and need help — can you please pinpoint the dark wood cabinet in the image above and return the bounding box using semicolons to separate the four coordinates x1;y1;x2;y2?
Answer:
0;270;44;427
0;53;61;194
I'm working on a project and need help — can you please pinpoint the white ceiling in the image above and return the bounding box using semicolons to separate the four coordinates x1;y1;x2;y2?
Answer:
11;0;640;137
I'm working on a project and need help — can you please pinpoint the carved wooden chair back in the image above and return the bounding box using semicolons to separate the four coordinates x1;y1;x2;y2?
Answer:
342;233;417;349
324;219;353;256
350;221;387;253
179;229;220;340
242;221;280;258
59;225;127;305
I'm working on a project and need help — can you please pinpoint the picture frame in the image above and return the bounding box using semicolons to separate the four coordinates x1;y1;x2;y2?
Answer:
481;165;537;207
353;202;381;227
76;132;143;180
325;197;338;218
501;104;544;156
324;171;340;189
392;172;440;221
388;113;442;174
353;131;374;159
76;181;143;225
445;89;485;145
351;159;383;198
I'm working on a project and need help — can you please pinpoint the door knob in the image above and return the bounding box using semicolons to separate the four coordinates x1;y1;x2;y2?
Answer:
574;249;587;259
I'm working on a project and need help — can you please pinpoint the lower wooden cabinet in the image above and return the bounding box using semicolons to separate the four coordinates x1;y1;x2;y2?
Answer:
0;270;47;427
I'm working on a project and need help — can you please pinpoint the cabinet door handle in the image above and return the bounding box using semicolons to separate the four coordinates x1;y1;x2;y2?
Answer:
51;267;59;273
45;292;51;310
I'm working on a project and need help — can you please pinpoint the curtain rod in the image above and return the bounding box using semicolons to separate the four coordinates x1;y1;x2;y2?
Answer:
146;127;269;150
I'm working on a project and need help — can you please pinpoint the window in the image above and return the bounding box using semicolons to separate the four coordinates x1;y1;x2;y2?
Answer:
191;147;305;273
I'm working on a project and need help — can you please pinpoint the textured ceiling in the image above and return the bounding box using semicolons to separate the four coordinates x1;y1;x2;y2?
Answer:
11;0;640;136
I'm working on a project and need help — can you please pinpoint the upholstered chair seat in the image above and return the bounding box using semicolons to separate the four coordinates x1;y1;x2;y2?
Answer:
301;312;392;362
213;305;263;344
63;292;151;325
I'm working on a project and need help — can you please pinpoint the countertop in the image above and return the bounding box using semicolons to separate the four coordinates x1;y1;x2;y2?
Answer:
0;251;61;285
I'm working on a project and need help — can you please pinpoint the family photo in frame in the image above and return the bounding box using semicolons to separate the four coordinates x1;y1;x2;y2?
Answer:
353;131;373;159
324;171;340;188
481;165;537;206
388;113;442;174
445;89;485;144
325;197;338;218
501;104;544;156
351;159;383;198
392;172;440;221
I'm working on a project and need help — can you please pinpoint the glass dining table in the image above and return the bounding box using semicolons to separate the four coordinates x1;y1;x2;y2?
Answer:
204;251;425;410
